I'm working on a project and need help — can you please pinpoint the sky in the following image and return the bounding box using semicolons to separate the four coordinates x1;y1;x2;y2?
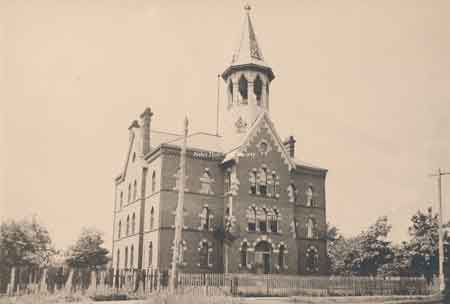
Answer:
1;0;450;250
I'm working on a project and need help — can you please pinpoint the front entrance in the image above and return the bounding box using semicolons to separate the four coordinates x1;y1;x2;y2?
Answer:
255;241;272;274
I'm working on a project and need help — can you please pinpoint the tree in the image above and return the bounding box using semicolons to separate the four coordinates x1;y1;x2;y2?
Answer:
0;216;54;268
66;228;110;270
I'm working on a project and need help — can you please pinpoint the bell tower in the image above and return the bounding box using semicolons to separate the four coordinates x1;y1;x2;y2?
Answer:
221;4;275;136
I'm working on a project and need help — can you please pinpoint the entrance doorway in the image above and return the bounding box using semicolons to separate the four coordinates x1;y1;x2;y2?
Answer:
255;241;272;274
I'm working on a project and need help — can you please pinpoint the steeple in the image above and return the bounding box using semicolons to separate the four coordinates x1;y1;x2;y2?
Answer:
222;4;275;136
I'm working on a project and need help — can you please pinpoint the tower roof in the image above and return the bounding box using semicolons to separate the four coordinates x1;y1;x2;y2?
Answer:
222;4;275;81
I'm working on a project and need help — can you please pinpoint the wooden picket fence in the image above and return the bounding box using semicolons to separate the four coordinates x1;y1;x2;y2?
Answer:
177;273;438;297
1;266;439;298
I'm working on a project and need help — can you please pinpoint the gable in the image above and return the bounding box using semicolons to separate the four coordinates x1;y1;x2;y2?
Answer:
117;128;142;184
225;112;296;171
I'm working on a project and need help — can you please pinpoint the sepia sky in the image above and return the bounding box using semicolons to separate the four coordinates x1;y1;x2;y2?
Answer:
1;0;450;250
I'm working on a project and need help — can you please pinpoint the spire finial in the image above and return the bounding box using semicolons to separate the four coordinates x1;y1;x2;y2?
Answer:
244;3;251;12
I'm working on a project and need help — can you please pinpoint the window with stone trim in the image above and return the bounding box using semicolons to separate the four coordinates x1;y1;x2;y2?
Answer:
269;209;279;233
306;217;317;239
126;215;130;236
240;242;248;267
306;246;319;273
199;206;213;231
132;213;136;234
151;171;156;193
258;208;268;233
247;206;257;232
150;207;154;230
133;180;137;201
148;242;153;268
278;244;287;269
259;168;268;196
287;183;297;203
225;169;232;193
306;186;314;207
239;74;248;103
199;240;211;268
199;168;214;195
249;170;257;194
254;75;263;105
118;220;122;239
130;245;134;269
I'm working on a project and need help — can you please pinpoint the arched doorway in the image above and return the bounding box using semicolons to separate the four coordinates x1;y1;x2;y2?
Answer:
254;241;272;274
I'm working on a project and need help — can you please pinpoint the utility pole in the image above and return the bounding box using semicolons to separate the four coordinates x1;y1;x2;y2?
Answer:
169;116;188;293
430;168;450;292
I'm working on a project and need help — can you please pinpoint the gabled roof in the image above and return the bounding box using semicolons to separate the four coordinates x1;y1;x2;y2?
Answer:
221;111;297;170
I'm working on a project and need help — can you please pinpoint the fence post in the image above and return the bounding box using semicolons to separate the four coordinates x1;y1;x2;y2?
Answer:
65;269;74;293
7;267;15;296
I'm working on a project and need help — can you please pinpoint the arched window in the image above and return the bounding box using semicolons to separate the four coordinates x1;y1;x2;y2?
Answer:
131;213;136;234
247;206;257;232
118;220;122;239
259;168;268;196
126;215;130;236
151;171;156;193
199;241;209;267
228;80;233;106
306;186;314;207
130;245;134;269
241;242;248;267
249;170;257;194
307;217;316;239
133;180;137;201
238;74;248;103
225;170;232;193
116;249;120;269
150;207;154;230
200;168;214;194
259;208;268;233
148;242;153;268
273;174;279;196
124;246;129;269
269;209;279;233
120;191;123;208
254;75;263;105
128;183;131;202
278;245;286;269
306;246;319;273
287;183;297;203
200;206;211;230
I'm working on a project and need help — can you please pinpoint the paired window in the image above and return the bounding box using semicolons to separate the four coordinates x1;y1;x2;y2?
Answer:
278;245;287;269
199;206;213;230
306;186;314;207
199;168;214;195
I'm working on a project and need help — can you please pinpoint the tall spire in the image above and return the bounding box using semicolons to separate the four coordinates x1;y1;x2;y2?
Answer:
232;4;265;65
222;4;274;81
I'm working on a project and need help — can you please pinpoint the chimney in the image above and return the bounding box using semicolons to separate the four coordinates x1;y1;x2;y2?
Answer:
283;136;296;158
128;120;140;142
140;107;154;155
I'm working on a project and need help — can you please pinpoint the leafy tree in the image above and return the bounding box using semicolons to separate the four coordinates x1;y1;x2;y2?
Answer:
66;227;110;270
0;216;54;268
